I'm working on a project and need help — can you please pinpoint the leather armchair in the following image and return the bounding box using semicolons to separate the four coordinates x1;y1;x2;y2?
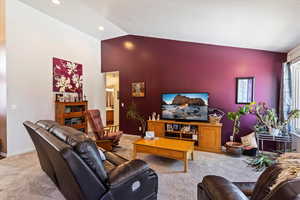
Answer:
86;109;123;150
198;164;300;200
24;120;158;200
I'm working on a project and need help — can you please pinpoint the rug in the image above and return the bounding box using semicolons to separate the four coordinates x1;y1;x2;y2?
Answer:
0;134;260;200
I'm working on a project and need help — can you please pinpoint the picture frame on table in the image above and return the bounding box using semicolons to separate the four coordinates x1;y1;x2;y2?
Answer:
166;124;173;131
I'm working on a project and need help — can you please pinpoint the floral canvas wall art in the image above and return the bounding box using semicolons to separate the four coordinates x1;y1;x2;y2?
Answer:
53;57;83;93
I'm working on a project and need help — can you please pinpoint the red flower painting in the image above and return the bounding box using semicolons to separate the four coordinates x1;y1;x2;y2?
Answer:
53;57;83;93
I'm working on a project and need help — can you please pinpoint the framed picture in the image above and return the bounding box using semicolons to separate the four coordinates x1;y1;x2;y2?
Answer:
166;124;173;131
236;77;255;104
132;82;145;97
53;57;83;93
173;124;180;131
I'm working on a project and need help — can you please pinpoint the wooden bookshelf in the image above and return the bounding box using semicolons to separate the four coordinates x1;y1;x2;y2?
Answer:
148;120;222;153
55;101;88;133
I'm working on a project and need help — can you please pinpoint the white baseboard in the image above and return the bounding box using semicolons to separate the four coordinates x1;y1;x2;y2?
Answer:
6;147;35;157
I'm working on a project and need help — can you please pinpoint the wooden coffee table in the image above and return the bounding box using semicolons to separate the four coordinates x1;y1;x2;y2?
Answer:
133;138;194;172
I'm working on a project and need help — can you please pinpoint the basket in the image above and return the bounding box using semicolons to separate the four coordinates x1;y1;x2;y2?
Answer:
208;107;225;124
209;114;222;124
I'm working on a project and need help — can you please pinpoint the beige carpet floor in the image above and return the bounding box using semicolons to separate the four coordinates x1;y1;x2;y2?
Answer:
0;134;260;200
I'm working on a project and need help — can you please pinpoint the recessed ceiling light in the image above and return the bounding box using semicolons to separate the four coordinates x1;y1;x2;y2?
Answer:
98;26;105;31
52;0;61;5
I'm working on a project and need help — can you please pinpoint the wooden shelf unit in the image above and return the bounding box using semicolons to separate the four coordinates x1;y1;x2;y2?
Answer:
148;120;222;153
55;101;88;133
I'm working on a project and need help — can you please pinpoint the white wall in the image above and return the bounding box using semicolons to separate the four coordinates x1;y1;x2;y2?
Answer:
5;0;106;156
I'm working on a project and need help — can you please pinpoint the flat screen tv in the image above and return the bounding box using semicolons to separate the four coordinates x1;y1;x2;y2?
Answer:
161;93;209;122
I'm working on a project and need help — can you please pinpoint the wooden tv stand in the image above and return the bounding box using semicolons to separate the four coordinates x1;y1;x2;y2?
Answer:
147;120;222;153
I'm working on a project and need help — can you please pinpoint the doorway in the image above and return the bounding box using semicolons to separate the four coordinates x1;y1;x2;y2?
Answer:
105;71;120;126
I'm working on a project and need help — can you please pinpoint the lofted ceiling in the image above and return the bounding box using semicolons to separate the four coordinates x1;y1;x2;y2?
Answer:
19;0;300;52
18;0;127;40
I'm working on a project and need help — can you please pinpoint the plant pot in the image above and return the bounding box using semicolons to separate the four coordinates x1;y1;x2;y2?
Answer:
225;142;243;157
270;128;280;136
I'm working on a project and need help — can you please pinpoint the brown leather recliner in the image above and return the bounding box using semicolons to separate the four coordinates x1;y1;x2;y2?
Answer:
24;120;158;200
198;164;300;200
86;109;123;147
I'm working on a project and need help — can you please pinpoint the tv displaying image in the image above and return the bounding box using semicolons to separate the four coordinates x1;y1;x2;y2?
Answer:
161;93;209;121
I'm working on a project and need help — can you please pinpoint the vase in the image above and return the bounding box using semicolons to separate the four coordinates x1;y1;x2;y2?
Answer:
270;128;280;136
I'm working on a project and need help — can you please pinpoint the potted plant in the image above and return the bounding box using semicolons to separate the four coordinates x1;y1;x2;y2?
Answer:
251;102;300;136
226;103;254;156
126;102;147;137
246;153;278;171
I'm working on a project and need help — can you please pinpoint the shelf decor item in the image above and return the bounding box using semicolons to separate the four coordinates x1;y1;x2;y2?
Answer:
236;77;255;104
53;57;83;93
132;82;145;97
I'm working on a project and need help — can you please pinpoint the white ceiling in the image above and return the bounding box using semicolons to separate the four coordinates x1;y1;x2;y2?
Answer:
18;0;127;40
19;0;300;52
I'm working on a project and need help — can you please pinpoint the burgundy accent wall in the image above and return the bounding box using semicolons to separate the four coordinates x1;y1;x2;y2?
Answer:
101;35;286;144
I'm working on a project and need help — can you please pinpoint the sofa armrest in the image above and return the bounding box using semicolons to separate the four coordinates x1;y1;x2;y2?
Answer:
108;159;149;187
107;159;158;200
202;176;248;200
233;182;256;196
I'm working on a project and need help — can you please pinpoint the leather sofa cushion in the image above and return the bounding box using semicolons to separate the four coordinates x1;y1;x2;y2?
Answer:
74;140;108;183
251;164;283;200
108;159;149;188
104;160;116;173
104;152;128;166
202;176;248;200
48;124;108;183
50;126;88;147
233;182;255;197
36;120;60;131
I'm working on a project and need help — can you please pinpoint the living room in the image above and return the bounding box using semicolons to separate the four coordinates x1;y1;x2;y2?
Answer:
1;0;300;200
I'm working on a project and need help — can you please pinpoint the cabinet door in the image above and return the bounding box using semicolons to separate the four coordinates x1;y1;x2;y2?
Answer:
199;127;221;152
148;122;165;137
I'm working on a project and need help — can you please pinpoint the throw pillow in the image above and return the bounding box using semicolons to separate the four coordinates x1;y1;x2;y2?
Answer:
98;149;106;161
270;153;300;190
241;132;258;148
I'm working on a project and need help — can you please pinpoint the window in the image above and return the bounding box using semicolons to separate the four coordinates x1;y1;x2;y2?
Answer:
291;61;300;131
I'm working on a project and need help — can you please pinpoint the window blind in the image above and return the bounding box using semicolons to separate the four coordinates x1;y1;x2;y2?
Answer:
291;61;300;130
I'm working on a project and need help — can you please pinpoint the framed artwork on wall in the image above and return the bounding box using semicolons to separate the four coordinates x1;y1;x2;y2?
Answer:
53;57;83;93
132;82;145;97
236;77;255;104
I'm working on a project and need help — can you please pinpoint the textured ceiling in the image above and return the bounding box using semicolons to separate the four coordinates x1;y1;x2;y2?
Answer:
19;0;300;52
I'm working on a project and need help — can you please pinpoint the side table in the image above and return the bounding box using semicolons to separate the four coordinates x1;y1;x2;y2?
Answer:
256;133;294;153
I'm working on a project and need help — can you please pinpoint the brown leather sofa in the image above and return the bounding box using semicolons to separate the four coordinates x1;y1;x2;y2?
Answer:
23;120;158;200
198;164;300;200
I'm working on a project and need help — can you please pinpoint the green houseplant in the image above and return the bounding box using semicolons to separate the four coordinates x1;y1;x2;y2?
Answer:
251;102;300;135
226;103;254;156
227;103;254;142
126;102;147;137
246;153;277;172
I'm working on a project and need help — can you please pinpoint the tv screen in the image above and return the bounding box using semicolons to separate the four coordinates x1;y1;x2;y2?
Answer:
161;93;209;121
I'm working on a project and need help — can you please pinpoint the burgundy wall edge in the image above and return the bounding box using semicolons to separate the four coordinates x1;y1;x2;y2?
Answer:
101;35;287;144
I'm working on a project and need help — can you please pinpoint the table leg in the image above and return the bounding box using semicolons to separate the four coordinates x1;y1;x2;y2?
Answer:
191;151;194;161
184;153;188;173
133;145;137;159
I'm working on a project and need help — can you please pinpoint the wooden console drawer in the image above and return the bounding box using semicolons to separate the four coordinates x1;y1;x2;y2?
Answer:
135;145;157;154
156;149;184;160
